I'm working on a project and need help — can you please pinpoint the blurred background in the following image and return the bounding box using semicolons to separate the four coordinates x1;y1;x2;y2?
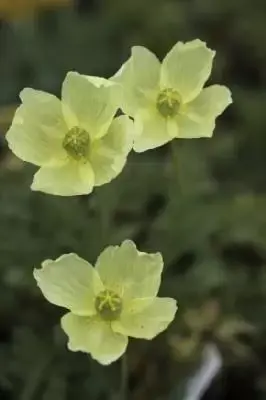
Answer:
1;0;266;399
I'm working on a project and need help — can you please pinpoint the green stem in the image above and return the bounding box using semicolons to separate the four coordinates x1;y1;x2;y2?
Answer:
120;353;128;400
170;141;181;191
20;354;52;400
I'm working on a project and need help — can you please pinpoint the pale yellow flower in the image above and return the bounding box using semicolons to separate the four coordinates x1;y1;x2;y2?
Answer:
6;72;133;196
34;240;177;365
112;39;232;152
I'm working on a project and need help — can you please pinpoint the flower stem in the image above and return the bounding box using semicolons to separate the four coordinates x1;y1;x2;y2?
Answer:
20;353;52;400
170;140;181;191
120;353;128;400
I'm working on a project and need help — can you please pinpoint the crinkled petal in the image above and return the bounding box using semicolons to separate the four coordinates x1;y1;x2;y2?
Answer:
89;115;134;186
85;76;113;87
6;120;65;167
84;75;122;110
133;111;178;152
186;85;232;122
95;240;163;300
176;114;215;138
6;89;67;166
61;313;128;365
161;39;215;103
31;160;95;196
85;75;119;89
34;254;103;315
130;46;160;91
112;297;177;339
61;313;93;350
19;88;67;137
62;72;118;139
112;46;160;116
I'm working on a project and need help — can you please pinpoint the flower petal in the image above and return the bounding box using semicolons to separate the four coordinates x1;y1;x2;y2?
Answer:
31;160;95;196
161;39;215;103
19;88;67;137
34;254;103;315
112;297;177;339
186;85;232;122
176;114;215;138
84;75;122;112
61;313;128;365
133;111;178;152
95;240;163;300
61;313;93;350
85;76;115;88
6;89;67;166
62;72;118;140
89;115;134;186
112;46;160;116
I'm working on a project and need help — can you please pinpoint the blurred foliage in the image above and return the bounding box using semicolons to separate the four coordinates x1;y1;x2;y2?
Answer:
0;0;71;20
1;0;266;399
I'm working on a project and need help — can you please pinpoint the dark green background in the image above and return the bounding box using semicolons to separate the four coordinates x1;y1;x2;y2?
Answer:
1;1;266;399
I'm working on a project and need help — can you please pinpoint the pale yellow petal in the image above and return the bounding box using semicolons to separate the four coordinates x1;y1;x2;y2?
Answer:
130;46;160;90
112;46;160;116
84;76;121;113
62;72;118;140
19;88;67;138
85;75;119;89
31;160;95;196
34;254;103;315
89;115;134;186
176;114;215;138
186;85;232;122
6;89;67;167
61;313;93;351
61;314;128;365
161;39;215;103
112;297;177;339
132;110;178;152
95;240;163;300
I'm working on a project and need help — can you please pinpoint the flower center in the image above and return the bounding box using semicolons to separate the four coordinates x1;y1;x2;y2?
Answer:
95;289;123;321
156;88;181;118
62;126;90;161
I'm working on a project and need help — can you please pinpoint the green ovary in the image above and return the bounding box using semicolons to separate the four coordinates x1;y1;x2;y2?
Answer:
63;126;91;161
156;88;181;118
95;289;123;321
